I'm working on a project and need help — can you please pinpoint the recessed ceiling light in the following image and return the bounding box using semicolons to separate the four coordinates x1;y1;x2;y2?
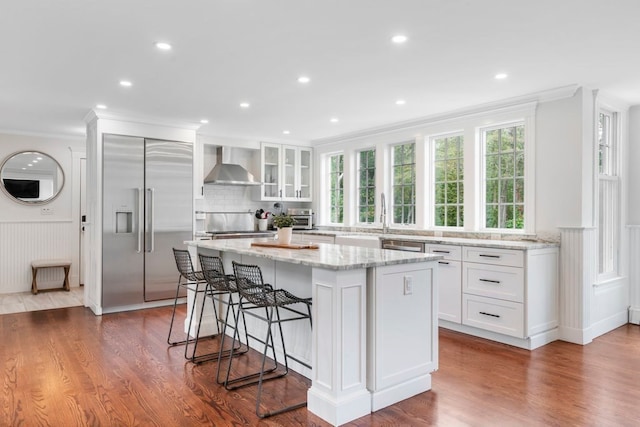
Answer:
495;73;508;80
330;118;339;123
200;119;209;124
283;130;291;135
96;104;107;109
32;159;38;163
36;157;42;160
119;80;132;87
391;34;408;44
155;42;172;51
240;102;250;108
28;163;33;167
395;99;406;105
21;167;26;170
297;76;310;84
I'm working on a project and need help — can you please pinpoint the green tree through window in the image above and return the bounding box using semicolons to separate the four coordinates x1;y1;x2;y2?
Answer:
484;124;524;229
329;154;344;223
392;142;415;224
433;134;464;227
357;149;376;223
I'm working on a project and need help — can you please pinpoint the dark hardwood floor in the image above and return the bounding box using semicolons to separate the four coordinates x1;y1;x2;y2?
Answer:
2;305;639;426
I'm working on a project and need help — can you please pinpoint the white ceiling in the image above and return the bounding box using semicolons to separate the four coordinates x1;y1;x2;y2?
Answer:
2;0;639;143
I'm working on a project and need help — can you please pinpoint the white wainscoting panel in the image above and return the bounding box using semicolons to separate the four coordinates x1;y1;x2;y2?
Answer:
559;227;597;344
0;221;74;293
628;225;640;324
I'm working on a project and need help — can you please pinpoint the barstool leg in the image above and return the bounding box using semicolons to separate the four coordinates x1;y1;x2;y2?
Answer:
255;305;307;418
185;283;219;363
167;276;188;346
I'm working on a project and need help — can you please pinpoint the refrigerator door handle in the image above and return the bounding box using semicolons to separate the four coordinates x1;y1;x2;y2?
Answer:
148;187;155;253
137;188;143;253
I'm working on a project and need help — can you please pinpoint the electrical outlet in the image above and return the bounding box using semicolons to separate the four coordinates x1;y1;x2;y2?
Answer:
404;276;413;295
41;207;54;215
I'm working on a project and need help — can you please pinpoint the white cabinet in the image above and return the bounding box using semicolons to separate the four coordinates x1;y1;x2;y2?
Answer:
426;244;462;324
260;143;312;201
457;245;559;347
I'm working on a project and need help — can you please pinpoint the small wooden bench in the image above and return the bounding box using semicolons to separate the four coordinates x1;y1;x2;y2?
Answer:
31;259;71;295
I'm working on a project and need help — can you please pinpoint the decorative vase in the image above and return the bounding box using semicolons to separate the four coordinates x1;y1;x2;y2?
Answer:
258;218;268;231
277;227;293;245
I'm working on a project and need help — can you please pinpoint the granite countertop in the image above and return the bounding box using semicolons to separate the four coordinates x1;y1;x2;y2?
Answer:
294;229;559;250
187;238;442;271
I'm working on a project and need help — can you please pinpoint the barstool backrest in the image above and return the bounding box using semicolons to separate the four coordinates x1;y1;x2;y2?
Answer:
232;261;269;305
172;248;200;281
198;254;232;291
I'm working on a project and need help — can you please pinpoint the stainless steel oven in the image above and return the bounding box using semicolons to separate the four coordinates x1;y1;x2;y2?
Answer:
288;208;313;230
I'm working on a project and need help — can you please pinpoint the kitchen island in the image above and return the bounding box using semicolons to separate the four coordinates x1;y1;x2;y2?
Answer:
186;238;442;426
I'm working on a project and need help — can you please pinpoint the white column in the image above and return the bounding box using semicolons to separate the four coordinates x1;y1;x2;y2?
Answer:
308;267;371;426
559;227;597;344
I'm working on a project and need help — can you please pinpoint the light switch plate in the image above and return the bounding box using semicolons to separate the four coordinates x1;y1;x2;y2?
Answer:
404;275;413;295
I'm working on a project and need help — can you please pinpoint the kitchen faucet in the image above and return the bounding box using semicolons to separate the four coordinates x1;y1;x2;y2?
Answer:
380;192;389;234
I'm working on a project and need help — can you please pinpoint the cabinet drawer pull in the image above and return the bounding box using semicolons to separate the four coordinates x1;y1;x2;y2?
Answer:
432;250;451;254
479;278;501;284
479;311;501;318
438;261;450;265
479;254;501;259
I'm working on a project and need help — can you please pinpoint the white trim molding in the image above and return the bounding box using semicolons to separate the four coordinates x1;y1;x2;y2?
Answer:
628;225;640;324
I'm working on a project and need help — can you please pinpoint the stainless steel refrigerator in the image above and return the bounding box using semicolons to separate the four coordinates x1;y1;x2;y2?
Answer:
102;135;192;310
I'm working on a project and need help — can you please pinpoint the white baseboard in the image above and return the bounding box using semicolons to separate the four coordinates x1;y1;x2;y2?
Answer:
629;307;640;325
589;310;629;339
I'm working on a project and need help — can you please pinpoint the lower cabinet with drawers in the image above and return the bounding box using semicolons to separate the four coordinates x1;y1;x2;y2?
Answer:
428;243;559;350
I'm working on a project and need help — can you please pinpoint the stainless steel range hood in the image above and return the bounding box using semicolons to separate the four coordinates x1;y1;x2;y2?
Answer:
203;147;261;186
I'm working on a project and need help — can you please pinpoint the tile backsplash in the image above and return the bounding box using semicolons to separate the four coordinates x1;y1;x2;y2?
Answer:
195;184;310;232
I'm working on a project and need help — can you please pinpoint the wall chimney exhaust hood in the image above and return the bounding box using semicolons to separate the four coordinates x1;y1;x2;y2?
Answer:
203;147;261;186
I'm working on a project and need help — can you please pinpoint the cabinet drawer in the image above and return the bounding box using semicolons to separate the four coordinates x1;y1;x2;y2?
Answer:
463;246;524;267
462;294;524;338
463;263;524;302
426;244;462;261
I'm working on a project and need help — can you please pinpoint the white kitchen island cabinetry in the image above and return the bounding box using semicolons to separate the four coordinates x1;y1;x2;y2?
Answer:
260;142;312;201
187;239;440;426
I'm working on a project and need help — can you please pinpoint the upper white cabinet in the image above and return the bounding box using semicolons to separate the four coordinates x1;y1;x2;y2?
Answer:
260;142;312;201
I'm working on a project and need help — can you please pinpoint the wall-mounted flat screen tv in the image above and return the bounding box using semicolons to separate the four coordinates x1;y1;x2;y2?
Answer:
3;179;40;199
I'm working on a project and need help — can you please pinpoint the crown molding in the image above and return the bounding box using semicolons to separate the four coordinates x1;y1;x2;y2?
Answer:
312;84;579;146
84;109;201;131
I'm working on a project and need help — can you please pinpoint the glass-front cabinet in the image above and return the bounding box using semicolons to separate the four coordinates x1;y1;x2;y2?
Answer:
260;142;312;201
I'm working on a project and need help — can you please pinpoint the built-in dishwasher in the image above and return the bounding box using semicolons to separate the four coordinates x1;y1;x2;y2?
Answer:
380;239;425;253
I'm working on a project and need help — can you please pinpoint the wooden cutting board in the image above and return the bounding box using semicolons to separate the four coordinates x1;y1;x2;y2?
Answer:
251;241;319;249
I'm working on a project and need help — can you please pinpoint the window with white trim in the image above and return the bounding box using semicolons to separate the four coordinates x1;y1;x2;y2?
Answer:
483;123;525;230
598;109;619;279
432;133;464;227
328;153;344;223
392;142;415;224
357;149;376;223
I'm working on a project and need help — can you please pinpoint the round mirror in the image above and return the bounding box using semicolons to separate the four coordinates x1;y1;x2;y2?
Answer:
0;151;65;205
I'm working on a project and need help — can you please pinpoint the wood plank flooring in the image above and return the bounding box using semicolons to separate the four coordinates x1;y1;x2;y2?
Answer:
1;305;639;426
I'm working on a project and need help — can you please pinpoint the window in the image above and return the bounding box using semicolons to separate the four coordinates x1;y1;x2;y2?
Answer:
392;142;415;224
357;149;376;223
483;123;525;230
432;134;464;227
328;154;344;223
598;110;619;278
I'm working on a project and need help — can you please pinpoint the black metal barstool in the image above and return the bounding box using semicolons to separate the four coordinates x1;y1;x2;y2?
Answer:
167;248;216;354
220;260;312;418
190;254;249;365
